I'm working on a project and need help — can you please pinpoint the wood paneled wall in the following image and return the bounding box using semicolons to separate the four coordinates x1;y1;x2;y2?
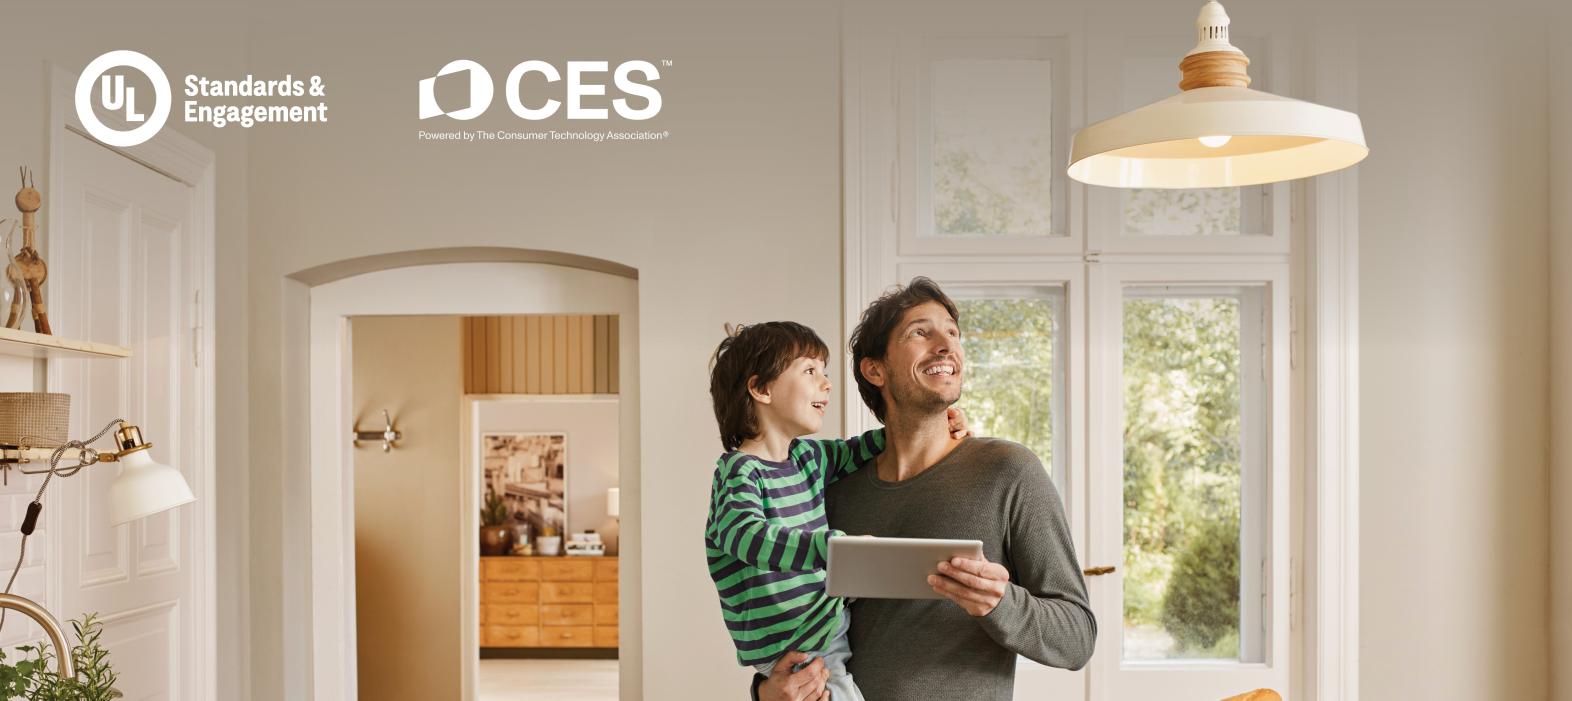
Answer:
463;315;620;394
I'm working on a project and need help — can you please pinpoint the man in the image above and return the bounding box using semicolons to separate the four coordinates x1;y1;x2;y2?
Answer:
755;277;1096;701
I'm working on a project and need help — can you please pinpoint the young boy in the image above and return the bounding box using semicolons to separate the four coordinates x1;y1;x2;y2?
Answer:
704;321;965;700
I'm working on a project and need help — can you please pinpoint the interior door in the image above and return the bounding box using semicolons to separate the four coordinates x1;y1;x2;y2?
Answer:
51;129;203;699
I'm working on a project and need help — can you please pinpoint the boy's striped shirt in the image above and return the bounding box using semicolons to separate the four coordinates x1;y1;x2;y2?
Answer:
704;430;884;667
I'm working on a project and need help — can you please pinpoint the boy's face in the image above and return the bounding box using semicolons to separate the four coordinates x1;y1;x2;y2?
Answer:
755;355;833;438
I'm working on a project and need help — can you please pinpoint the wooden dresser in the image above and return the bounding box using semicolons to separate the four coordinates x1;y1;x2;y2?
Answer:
480;556;619;649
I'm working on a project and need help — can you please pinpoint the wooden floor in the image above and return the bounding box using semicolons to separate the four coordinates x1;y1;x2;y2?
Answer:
478;659;619;701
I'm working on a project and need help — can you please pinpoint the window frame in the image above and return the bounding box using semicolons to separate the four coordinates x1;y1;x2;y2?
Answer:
844;11;1362;699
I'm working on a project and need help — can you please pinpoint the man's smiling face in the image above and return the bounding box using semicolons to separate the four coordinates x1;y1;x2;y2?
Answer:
872;300;963;416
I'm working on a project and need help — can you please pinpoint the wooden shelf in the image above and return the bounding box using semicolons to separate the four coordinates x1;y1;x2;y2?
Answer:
0;446;84;463
0;327;130;360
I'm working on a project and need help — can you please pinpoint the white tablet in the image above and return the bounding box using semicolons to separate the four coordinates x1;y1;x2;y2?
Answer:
825;536;985;600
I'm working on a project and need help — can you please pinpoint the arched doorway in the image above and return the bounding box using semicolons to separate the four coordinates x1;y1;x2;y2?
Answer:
280;250;640;700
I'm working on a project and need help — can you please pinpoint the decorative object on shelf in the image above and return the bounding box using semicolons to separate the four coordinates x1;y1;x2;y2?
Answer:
0;220;15;318
6;168;50;334
510;520;532;551
606;487;619;520
0;418;194;681
351;408;402;452
1067;1;1367;188
480;487;515;557
565;531;604;557
481;432;567;537
536;526;561;557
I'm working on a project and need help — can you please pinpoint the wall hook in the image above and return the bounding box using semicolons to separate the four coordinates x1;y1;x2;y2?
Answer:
353;409;403;452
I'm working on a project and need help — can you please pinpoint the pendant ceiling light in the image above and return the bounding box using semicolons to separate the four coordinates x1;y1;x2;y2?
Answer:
1068;1;1367;189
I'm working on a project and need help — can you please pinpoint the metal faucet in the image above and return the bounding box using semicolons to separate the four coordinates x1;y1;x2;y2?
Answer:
0;593;73;678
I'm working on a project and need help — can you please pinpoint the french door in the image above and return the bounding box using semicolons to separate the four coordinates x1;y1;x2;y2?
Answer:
1086;263;1291;699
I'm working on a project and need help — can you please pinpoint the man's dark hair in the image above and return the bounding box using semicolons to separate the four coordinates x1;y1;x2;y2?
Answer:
709;321;830;451
849;277;960;422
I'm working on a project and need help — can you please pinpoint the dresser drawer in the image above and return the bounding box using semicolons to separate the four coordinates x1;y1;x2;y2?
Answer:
484;625;539;648
540;604;594;626
594;603;618;625
594;559;619;582
593;582;618;604
487;604;539;626
541;582;594;603
483;558;540;582
539;626;595;648
594;626;619;648
482;582;539;604
540;560;595;582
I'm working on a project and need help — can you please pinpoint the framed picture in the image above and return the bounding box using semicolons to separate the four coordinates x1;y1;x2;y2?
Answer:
482;432;567;535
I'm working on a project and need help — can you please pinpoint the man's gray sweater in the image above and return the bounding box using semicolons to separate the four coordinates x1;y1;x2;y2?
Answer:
825;437;1096;700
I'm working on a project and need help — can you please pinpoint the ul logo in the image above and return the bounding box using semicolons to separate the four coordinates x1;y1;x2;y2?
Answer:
75;50;172;147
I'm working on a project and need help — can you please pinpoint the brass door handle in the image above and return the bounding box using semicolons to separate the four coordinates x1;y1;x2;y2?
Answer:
1083;566;1117;576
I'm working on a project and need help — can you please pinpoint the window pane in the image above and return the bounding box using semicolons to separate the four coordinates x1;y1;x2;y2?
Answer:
1123;188;1242;237
955;297;1056;472
930;59;1054;238
1121;296;1243;661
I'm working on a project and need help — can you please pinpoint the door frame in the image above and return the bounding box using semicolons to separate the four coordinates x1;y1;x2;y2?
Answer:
292;259;640;701
46;64;219;700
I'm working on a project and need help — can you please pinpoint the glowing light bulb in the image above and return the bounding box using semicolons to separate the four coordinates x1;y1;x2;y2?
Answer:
1198;134;1232;148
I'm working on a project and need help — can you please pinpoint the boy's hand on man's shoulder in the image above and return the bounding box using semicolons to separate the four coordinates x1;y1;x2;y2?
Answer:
947;407;972;440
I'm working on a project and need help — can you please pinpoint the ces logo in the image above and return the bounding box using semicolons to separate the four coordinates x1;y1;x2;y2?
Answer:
419;59;662;121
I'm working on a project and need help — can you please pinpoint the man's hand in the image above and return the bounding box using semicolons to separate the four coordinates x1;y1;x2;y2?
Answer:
946;407;972;440
928;555;1010;617
757;651;829;701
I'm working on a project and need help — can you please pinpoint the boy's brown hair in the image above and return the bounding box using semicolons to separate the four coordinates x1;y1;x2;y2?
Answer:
709;321;830;451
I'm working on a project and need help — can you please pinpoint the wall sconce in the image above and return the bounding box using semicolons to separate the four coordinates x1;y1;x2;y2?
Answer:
0;417;194;679
606;487;619;520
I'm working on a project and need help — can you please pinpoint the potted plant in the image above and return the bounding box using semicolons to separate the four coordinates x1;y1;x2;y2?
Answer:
0;613;122;700
479;488;515;556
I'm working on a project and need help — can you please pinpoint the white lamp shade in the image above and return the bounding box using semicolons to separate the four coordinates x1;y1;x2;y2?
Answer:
107;449;196;526
606;487;619;519
1068;86;1368;189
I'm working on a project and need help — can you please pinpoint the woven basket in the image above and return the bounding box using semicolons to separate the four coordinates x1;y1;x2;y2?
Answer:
0;393;70;447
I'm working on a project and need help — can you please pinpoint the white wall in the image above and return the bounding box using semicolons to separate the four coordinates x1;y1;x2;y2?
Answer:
1551;3;1572;699
0;6;252;698
1357;7;1550;700
243;5;843;698
476;398;621;548
213;1;1560;699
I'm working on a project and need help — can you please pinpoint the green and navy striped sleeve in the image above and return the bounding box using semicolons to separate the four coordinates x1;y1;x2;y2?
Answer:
811;428;885;486
705;453;841;572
